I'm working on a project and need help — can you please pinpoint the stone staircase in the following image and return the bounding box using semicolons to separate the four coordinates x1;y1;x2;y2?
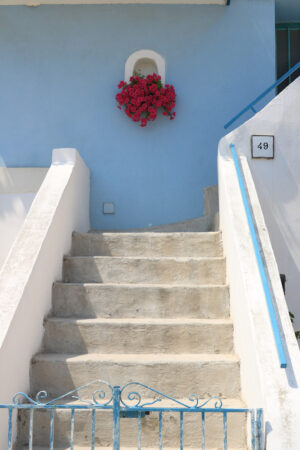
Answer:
17;231;246;449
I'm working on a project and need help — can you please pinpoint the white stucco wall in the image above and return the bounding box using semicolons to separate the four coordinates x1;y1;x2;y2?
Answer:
221;77;300;334
0;168;47;268
218;148;300;449
0;149;90;445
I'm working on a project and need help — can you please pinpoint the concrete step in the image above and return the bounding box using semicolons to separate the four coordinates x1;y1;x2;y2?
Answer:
30;353;240;399
71;232;223;257
43;318;234;354
18;448;247;450
17;399;246;448
52;282;230;319
63;256;226;285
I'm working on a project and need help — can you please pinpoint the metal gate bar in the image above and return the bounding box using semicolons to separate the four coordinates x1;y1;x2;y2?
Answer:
0;380;263;450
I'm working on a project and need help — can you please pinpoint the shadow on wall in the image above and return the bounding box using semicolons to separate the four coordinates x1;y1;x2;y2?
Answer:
96;185;219;232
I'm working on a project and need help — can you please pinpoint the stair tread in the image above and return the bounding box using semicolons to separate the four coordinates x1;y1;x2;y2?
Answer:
65;256;225;261
33;353;239;363
85;231;222;236
45;317;233;325
54;281;229;288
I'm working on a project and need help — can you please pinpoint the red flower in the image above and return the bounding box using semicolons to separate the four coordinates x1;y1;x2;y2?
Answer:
132;112;141;122
149;83;158;93
116;73;176;127
118;81;126;89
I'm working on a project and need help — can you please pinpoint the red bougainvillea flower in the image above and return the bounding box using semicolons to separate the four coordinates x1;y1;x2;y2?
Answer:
116;73;176;127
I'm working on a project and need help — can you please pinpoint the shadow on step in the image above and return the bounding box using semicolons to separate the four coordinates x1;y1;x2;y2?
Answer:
16;406;246;448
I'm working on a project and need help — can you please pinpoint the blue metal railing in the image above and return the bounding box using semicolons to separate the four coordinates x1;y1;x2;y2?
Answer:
0;379;263;449
224;62;300;129
230;143;287;368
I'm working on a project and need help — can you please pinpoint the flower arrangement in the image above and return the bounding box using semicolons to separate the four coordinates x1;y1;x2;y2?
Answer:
116;73;176;127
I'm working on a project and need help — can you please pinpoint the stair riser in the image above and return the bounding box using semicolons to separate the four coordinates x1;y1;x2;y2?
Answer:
17;409;246;447
43;321;234;354
30;360;240;399
72;233;223;258
18;447;247;450
52;284;230;319
17;228;244;448
63;257;226;285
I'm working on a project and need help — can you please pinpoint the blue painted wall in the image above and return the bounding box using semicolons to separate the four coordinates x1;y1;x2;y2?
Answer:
0;0;275;229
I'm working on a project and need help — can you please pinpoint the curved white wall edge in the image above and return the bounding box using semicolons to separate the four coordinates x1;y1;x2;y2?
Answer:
52;147;79;165
218;147;300;449
125;50;166;84
0;148;90;445
0;168;47;269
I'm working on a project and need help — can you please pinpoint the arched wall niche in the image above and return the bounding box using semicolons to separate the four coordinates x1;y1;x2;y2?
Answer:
125;50;166;84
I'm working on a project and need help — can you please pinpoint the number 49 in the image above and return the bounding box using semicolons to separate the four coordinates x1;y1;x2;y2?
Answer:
257;142;269;150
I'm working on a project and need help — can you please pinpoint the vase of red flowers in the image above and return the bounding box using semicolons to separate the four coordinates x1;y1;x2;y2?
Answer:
116;73;176;127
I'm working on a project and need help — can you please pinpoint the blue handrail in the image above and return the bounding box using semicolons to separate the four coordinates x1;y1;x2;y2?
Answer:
224;62;300;129
230;143;287;369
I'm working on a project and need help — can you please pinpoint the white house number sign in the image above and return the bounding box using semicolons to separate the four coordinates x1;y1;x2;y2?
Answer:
251;135;274;159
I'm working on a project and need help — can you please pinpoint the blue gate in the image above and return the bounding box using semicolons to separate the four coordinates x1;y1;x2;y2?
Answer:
0;380;263;449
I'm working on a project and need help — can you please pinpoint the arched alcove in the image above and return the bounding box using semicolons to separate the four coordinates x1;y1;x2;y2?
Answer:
134;58;158;78
125;50;166;84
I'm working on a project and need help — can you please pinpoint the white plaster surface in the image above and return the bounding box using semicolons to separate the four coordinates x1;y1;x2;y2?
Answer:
223;77;300;333
218;136;300;448
125;50;166;84
0;167;47;194
0;149;90;445
0;168;47;268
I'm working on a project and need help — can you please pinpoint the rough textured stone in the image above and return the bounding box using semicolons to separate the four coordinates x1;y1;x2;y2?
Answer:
63;256;226;285
71;231;223;257
30;353;240;399
52;283;230;319
16;230;245;448
43;317;234;354
18;398;246;448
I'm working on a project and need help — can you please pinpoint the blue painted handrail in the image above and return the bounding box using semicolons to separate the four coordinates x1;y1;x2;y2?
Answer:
230;143;287;369
224;62;300;129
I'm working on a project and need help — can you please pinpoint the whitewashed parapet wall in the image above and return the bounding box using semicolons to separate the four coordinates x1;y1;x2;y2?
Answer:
222;78;300;332
218;82;300;449
0;167;48;268
0;148;90;445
